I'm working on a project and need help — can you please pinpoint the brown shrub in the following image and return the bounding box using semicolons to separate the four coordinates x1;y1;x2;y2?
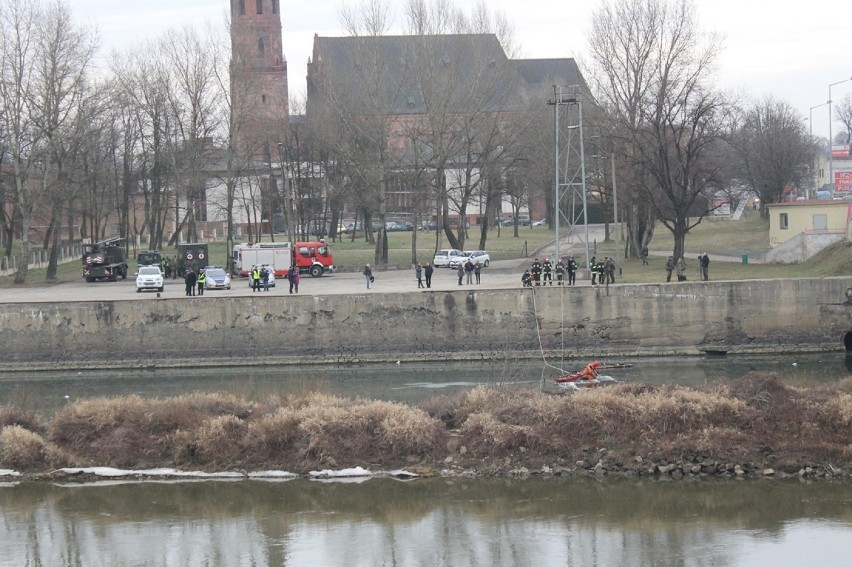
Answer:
0;405;45;435
460;413;540;454
0;425;68;469
378;403;447;456
815;393;852;433
152;392;255;433
184;415;248;466
729;373;794;413
245;408;302;459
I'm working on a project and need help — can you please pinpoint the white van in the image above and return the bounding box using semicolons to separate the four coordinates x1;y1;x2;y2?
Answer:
432;248;464;268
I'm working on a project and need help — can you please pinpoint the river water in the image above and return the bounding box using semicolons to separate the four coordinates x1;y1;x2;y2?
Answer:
1;353;850;566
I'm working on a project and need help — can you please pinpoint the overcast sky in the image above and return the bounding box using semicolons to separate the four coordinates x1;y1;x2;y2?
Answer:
69;0;851;139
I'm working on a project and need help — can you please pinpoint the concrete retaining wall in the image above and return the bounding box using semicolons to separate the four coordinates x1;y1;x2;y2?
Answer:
2;278;851;367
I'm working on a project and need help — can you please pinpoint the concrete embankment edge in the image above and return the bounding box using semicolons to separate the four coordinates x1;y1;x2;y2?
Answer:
1;277;851;369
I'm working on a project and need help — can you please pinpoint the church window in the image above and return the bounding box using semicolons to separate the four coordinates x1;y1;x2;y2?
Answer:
262;94;267;104
238;1;245;16
272;0;279;14
256;0;263;14
258;37;264;57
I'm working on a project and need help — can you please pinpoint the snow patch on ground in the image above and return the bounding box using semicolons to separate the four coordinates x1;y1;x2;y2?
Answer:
58;467;246;478
0;469;21;477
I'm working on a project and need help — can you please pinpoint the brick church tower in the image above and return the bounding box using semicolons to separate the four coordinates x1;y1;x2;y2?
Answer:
230;0;289;159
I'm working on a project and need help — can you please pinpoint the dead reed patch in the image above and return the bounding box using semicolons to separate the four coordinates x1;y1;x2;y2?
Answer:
0;404;44;435
1;376;849;475
0;425;67;469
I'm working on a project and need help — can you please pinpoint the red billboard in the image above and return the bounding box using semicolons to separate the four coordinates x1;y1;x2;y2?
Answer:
833;145;851;158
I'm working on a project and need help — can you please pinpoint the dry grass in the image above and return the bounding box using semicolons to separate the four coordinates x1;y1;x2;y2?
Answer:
0;404;44;435
1;376;850;475
0;425;68;469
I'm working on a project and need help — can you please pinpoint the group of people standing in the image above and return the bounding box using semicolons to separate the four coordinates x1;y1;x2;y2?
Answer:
456;258;482;285
589;256;616;286
184;268;202;296
522;256;578;287
414;263;434;288
664;252;709;282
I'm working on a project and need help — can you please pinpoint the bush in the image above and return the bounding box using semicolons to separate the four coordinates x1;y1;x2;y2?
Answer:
0;405;44;435
0;425;66;469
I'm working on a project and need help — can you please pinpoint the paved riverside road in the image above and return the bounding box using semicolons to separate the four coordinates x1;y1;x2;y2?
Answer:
0;259;599;304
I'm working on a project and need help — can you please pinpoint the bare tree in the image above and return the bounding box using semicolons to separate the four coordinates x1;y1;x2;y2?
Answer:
29;0;98;280
836;94;852;145
733;96;814;213
0;0;49;283
588;0;726;260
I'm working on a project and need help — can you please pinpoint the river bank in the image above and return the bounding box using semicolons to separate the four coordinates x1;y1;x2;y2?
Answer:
2;373;849;481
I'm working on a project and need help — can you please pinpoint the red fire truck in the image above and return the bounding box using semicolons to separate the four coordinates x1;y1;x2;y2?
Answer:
232;241;335;278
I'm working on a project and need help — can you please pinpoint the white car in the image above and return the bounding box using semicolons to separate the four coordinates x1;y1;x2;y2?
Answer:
432;248;464;268
136;266;164;293
204;267;231;290
465;250;491;267
449;250;491;268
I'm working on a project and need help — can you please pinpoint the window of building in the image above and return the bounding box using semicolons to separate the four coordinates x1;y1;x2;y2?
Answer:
780;213;788;229
257;37;264;57
813;213;828;231
256;0;263;14
272;0;279;14
261;94;266;104
239;1;245;15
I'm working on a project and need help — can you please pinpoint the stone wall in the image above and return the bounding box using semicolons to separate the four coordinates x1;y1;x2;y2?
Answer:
2;278;851;367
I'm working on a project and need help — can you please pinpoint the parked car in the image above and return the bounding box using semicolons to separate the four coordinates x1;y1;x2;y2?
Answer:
532;219;548;227
502;216;530;227
447;251;471;269
449;250;491;268
466;250;491;267
386;221;414;232
419;220;439;231
432;248;464;268
136;265;164;293
204;267;231;290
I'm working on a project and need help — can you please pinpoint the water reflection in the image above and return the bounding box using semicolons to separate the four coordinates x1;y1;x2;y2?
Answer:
0;353;849;418
1;478;850;566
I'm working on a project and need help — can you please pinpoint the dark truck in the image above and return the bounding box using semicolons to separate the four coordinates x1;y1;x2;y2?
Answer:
136;250;162;268
82;237;129;282
176;243;209;276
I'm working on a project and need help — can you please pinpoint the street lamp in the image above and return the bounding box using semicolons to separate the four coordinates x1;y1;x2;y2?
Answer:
828;76;852;192
809;102;829;197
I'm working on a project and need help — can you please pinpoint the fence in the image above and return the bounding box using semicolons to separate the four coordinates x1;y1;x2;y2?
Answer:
0;243;82;278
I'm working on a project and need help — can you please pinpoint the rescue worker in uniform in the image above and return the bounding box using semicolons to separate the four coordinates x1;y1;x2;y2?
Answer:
579;361;601;381
555;258;565;286
196;269;206;296
251;265;261;292
530;258;542;286
590;256;598;285
542;257;553;286
567;256;577;286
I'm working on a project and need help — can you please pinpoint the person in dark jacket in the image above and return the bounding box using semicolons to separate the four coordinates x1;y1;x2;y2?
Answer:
288;266;300;294
363;264;373;289
184;269;196;296
699;252;710;281
424;263;434;288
